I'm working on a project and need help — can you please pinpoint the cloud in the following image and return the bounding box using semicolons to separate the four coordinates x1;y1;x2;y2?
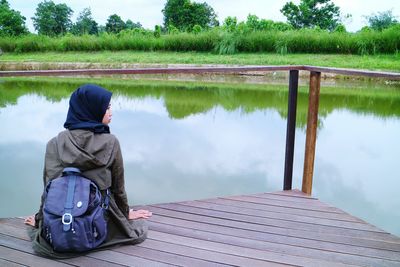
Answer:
0;94;67;144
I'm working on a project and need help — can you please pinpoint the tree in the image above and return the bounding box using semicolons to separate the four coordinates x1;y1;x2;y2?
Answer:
0;0;28;36
105;14;125;34
71;7;98;35
98;25;106;34
190;1;218;28
246;14;262;31
162;0;218;31
365;10;398;31
162;0;190;31
192;24;202;34
154;25;161;37
223;16;237;32
32;0;73;36
222;15;292;33
334;24;346;33
125;19;142;30
280;0;341;31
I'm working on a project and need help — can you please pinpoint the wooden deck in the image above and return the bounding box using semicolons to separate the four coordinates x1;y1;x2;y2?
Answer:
1;189;400;266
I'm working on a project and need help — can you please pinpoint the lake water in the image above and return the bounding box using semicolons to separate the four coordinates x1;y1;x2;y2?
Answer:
0;77;399;237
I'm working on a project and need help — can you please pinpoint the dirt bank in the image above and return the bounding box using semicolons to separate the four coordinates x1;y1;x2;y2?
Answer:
1;61;396;86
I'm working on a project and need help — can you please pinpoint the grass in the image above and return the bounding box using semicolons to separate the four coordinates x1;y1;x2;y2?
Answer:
1;51;400;71
1;27;399;55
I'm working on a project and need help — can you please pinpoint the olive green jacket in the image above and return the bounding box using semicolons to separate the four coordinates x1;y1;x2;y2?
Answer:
31;129;147;258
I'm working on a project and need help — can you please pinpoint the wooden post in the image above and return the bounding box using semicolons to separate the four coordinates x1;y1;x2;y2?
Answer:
302;71;321;195
283;70;299;190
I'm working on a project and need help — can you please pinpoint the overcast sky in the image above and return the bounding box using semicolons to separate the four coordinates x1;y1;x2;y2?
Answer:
8;0;399;32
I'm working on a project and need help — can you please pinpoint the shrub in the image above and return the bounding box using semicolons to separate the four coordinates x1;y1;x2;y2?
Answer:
0;27;398;55
214;32;239;54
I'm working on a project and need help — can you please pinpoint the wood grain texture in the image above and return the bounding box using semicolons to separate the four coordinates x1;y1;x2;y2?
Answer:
148;222;400;266
302;71;321;195
1;190;400;266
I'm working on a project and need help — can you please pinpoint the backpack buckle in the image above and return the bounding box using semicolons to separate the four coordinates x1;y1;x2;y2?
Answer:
62;213;73;224
62;213;73;231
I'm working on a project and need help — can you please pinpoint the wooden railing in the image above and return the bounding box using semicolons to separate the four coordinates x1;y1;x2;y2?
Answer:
1;65;399;195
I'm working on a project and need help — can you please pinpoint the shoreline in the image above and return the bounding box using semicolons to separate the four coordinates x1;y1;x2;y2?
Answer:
2;62;399;84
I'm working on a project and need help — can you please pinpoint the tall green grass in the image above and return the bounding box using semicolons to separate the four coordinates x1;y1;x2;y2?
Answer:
0;26;399;55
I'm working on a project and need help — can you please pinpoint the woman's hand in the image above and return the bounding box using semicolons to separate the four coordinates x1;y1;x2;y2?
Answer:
24;215;36;227
129;209;152;220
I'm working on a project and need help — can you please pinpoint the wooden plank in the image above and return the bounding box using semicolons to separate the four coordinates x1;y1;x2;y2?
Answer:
223;195;348;212
139;239;287;267
149;204;391;240
65;256;127;267
0;224;175;266
177;200;384;232
302;71;321;194
87;250;172;267
0;246;72;267
147;206;399;243
115;244;230;267
150;203;388;240
201;195;362;222
0;218;26;228
149;222;400;266
0;234;125;267
0;233;45;254
0;225;167;266
148;230;358;267
2;189;400;267
4;216;399;266
149;216;400;257
270;189;318;199
253;192;324;204
0;218;290;266
0;258;25;267
0;223;30;240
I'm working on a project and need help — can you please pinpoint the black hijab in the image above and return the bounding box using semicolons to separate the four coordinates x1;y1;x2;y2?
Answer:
64;84;112;133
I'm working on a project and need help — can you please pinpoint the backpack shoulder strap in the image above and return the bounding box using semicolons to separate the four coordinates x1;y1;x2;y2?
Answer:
61;167;81;232
62;175;76;232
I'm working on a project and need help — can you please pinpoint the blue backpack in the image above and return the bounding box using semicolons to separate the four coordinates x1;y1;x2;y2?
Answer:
42;167;110;252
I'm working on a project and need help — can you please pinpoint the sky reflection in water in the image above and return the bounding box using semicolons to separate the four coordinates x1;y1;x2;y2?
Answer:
0;84;399;237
